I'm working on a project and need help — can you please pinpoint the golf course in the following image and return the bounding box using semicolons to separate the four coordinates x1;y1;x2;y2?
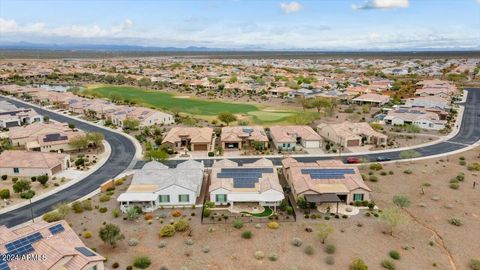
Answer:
84;85;318;125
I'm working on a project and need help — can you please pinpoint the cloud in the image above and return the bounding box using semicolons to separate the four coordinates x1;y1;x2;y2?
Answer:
353;0;409;10
280;1;303;13
477;0;480;4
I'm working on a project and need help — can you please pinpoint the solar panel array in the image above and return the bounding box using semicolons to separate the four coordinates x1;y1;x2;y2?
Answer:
43;133;68;142
217;168;274;188
301;168;355;179
75;247;96;257
49;224;65;235
0;257;9;270
0;231;44;269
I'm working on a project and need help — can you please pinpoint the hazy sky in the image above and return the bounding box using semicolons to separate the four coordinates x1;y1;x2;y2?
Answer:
0;0;479;50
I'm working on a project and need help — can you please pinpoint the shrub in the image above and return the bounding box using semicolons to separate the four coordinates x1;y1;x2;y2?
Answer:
267;221;280;229
174;218;190;232
370;163;383;171
20;190;35;199
286;206;294;215
133;256;151;269
126;266;132;270
171;210;182;217
389;250;400;260
350;258;368;270
450;182;460;189
12;180;31;193
202;246;210;253
42;211;62;222
369;175;379;182
0;189;10;199
114;178;124;185
83;231;92;238
184;238;194;245
203;208;211;217
144;213;154;220
112;262;119;269
1;175;7;180
291;238;303;247
241;230;252;239
325;256;335;265
268;252;278;261
381;259;396;270
158;241;167;248
37;175;49;185
470;259;480;270
403;169;413;174
72;201;83;213
99;207;108;213
254;251;265;260
456;173;465;181
82;200;93;210
325;244;336;254
159;225;176;237
467;162;480;171
393;195;411;208
448;217;463;226
304;245;315;255
99;195;111;202
233;219;244;229
112;208;120;218
31;176;37;182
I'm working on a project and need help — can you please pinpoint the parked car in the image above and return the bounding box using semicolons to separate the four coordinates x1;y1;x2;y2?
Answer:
376;156;391;162
346;157;361;164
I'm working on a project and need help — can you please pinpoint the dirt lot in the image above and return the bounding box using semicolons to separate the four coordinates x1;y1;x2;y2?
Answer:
63;147;480;270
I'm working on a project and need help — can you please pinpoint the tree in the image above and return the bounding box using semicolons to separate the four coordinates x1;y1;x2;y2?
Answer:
86;132;104;148
37;175;49;186
144;149;168;161
217;111;237;126
381;207;408;236
99;223;125;247
68;123;76;131
316;223;334;244
12;180;31;193
350;258;368;270
43;116;50;123
311;97;333;113
123;118;140;130
69;135;89;151
55;202;71;218
392;195;411;208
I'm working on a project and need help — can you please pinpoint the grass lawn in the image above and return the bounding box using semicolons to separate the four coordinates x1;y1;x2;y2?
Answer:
85;85;314;125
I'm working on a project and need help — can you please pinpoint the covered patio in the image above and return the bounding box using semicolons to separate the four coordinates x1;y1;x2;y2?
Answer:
305;193;342;214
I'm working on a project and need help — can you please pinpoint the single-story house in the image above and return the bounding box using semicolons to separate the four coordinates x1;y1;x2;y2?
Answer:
0;220;104;270
117;160;205;213
317;121;387;148
352;93;390;106
0;150;70;177
162;127;213;152
383;108;447;130
0;108;43;129
403;96;451;111
209;158;284;210
282;158;371;209
221;126;269;150
269;125;323;150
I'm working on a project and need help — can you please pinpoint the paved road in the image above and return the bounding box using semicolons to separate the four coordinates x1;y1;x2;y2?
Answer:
0;97;136;228
139;88;480;168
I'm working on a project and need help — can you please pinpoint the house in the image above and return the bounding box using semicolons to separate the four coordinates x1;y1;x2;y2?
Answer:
269;86;292;97
415;79;457;98
403;96;451;111
0;108;43;129
0;220;104;270
352;93;390;106
269;125;323;150
8;121;85;152
0;150;70;177
282;158;371;210
162;127;213;152
209;158;284;210
221;126;269;151
383;108;446;130
117;160;205;213
108;106;174;127
317;121;387;148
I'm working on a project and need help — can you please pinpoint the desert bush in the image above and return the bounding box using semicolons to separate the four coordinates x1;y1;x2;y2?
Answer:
254;251;265;260
370;163;383;171
99;195;111;202
286;206;294;215
158;241;167;248
171;210;182;217
174;218;190;232
72;201;83;213
304;245;315;255
82;200;93;210
267;221;280;229
450;182;460;189
111;262;119;269
1;175;7;180
242;230;252;239
159;225;176;237
144;213;154;220
42;211;62;222
291;238;303;247
268;252;278;261
389;250;400;260
381;259;396;270
111;208;120;218
83;231;92;238
403;169;413;174
184;238;194;246
233;219;244;229
20;190;35;199
202;246;210;253
99;207;108;213
467;162;480;171
126;266;132;270
114;178;124;185
0;189;10;199
350;258;368;270
369;175;379;182
133;256;151;269
456;173;465;181
393;195;411;208
128;238;139;246
325;256;335;265
470;259;480;270
448;217;463;226
325;244;336;254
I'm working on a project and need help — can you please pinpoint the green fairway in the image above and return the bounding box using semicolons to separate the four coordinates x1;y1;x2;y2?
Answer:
86;85;315;125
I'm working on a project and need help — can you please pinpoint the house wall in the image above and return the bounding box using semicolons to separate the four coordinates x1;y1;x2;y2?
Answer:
140;112;174;127
302;139;321;148
81;261;105;270
0;167;53;177
210;187;230;205
156;185;198;206
39;143;76;153
273;141;295;150
347;188;370;204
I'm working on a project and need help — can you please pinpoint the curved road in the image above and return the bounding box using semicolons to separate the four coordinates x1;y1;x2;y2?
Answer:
0;96;137;228
1;88;479;227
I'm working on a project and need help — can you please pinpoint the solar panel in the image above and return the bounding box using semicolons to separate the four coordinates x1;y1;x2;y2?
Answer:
3;232;43;259
218;167;274;188
75;247;96;257
43;133;68;142
301;168;355;180
0;255;10;270
49;224;65;235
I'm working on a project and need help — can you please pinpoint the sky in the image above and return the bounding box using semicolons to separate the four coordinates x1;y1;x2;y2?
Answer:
0;0;479;50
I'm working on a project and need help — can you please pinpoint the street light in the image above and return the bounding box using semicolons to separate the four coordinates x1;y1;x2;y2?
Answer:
29;198;35;223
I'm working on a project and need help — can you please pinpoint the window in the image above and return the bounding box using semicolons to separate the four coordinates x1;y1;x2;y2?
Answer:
353;193;364;201
159;195;170;203
178;194;190;203
13;168;19;174
215;194;227;202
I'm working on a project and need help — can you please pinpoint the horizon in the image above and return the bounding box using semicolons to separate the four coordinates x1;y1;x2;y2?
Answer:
1;0;479;51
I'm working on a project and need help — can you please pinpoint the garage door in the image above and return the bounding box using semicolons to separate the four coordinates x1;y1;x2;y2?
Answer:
6;121;19;128
347;139;360;147
51;164;62;174
304;140;320;148
194;144;208;151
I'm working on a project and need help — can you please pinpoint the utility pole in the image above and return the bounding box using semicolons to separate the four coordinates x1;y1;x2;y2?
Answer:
29;198;35;223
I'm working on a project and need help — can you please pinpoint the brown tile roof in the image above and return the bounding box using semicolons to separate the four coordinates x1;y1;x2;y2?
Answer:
162;127;213;144
270;125;322;143
0;150;68;169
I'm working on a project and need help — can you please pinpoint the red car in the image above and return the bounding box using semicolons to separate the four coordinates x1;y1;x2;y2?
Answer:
346;157;361;164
